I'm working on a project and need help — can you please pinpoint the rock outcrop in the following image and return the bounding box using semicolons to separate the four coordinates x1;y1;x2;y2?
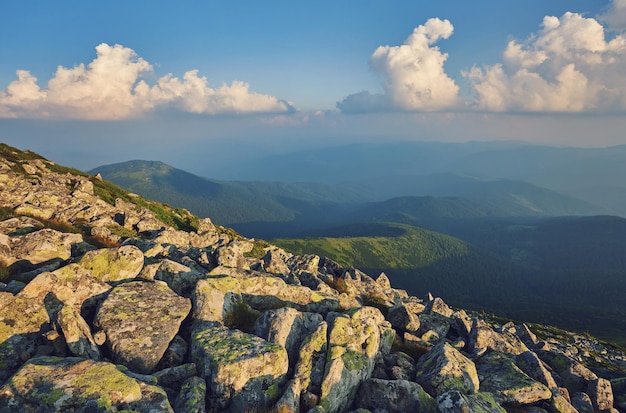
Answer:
0;146;625;412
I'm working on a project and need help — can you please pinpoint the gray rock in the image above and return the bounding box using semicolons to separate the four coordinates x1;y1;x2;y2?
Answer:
550;387;579;413
469;319;529;356
537;350;598;394
516;350;558;390
571;391;595;413
56;305;101;360
415;340;480;396
78;245;144;283
153;363;197;393
261;247;291;275
174;376;206;413
355;378;437;413
293;320;328;397
157;335;189;370
424;296;454;317
319;307;395;413
436;390;506;413
94;280;191;374
191;325;288;412
155;259;205;297
476;351;552;406
0;356;173;412
253;307;323;369
2;228;82;267
387;302;420;333
587;377;614;412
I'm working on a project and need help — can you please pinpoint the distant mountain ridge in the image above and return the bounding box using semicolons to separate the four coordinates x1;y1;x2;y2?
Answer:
90;159;604;239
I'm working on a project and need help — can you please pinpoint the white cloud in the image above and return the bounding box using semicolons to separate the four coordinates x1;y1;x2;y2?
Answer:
600;0;626;31
465;12;626;112
338;18;460;113
0;43;292;120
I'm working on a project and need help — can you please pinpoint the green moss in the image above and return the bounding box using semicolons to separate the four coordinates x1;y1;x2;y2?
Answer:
73;363;142;409
264;382;282;401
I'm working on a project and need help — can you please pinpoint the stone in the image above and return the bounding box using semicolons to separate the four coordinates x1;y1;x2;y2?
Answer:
174;376;207;413
415;340;480;396
387;302;421;333
94;280;191;374
191;325;289;412
261;247;291;275
587;377;614;412
469;319;529;356
436;390;507;413
155;258;205;297
516;350;558;390
253;307;324;369
424;296;454;317
56;305;101;360
2;228;82;267
293;320;328;397
537;350;598;394
318;307;394;413
156;335;189;370
0;356;173;412
571;391;595;413
355;378;437;413
153;363;197;393
476;351;552;406
78;245;144;283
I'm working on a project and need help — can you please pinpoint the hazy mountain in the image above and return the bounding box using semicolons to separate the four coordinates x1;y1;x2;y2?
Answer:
90;160;605;240
228;141;626;217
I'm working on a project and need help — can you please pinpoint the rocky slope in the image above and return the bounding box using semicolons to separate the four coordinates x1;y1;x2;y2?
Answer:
0;144;625;413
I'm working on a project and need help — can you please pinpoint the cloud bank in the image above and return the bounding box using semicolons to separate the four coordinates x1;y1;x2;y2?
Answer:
338;18;459;113
0;43;292;120
466;12;626;112
340;4;626;114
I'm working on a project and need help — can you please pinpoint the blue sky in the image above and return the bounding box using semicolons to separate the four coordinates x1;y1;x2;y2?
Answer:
1;1;626;173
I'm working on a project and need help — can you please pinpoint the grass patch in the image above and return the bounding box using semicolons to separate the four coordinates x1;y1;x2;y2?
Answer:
245;239;272;259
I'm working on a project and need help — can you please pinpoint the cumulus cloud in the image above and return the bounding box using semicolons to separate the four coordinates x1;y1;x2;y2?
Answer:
0;43;292;120
465;12;626;112
600;0;626;31
338;18;460;113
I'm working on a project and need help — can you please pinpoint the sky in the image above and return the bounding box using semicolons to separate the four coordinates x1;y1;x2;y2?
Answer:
2;1;626;175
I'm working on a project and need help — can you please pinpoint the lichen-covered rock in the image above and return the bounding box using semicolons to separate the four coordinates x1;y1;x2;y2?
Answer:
550;388;579;413
436;390;507;413
424;296;454;317
94;281;191;374
536;350;598;394
415;341;480;396
516;351;558;390
261;247;292;275
469;319;529;356
57;305;101;360
155;259;205;297
587;377;614;412
174;376;206;413
355;378;437;413
157;335;189;370
0;216;44;236
78;245;144;283
387;302;420;333
0;295;50;382
318;307;394;413
293;320;328;399
0;356;173;412
214;240;253;269
193;273;339;325
571;391;595;413
153;363;197;393
1;228;82;267
191;325;289;412
254;307;323;368
476;351;552;406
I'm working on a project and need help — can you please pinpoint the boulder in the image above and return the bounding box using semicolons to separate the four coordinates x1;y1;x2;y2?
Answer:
415;340;480;396
424;296;454;317
253;307;324;368
293;320;328;397
436;390;506;413
1;228;82;267
469;319;529;356
355;378;437;413
587;377;614;412
0;356;173;412
318;307;395;413
78;245;144;283
191;325;289;412
387;302;421;333
155;259;205;297
56;305;101;360
476;351;552;406
94;281;191;374
153;363;197;393
174;376;206;413
516;350;558;390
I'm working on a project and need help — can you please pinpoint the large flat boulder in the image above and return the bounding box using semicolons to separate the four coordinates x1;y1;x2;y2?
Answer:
0;356;173;412
78;245;144;283
191;325;289;412
94;281;191;374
